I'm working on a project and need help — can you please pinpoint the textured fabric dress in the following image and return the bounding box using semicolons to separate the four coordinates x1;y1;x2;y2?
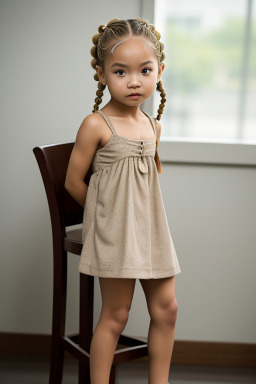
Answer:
78;109;181;279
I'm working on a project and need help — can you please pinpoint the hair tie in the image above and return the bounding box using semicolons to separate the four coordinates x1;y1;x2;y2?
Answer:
98;24;107;33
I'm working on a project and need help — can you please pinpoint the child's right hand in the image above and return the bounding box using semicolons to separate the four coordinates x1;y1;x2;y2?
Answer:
64;113;102;207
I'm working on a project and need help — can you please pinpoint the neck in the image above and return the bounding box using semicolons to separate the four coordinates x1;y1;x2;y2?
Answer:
104;98;143;118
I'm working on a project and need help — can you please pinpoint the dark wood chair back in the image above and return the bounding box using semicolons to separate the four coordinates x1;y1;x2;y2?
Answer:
33;141;148;384
33;142;92;230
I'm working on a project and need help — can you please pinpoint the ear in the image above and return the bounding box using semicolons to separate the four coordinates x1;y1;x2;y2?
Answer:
157;62;165;83
96;65;106;85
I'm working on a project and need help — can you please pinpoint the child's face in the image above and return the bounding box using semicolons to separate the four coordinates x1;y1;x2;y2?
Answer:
96;36;164;108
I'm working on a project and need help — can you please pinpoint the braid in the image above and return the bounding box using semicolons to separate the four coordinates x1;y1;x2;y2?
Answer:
92;81;106;112
135;18;166;121
148;23;165;172
148;24;166;121
155;78;165;173
133;18;166;173
156;79;166;121
91;25;107;113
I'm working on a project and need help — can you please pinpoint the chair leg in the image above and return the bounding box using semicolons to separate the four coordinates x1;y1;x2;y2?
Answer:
49;341;64;384
109;365;116;384
79;274;94;384
79;362;90;384
49;248;67;384
79;274;94;349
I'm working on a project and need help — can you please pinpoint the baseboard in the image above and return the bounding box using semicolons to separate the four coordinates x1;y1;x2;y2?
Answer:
171;340;256;368
0;333;255;368
0;333;52;358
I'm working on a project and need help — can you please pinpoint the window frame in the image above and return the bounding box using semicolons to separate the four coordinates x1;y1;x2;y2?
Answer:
141;0;256;166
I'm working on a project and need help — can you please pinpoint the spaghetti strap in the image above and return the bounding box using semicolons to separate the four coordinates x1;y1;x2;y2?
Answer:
97;109;156;138
141;110;156;138
96;110;117;135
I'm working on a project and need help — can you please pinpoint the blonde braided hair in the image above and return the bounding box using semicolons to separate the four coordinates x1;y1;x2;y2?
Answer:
90;18;166;173
91;24;107;112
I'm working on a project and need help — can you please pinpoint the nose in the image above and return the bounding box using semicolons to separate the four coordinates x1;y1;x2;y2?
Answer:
127;75;141;88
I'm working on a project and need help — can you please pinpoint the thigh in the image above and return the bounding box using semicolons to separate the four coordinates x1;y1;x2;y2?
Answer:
99;277;136;314
139;277;176;315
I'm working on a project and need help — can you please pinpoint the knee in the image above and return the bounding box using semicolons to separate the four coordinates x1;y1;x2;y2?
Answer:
150;297;178;327
101;307;130;336
111;308;130;335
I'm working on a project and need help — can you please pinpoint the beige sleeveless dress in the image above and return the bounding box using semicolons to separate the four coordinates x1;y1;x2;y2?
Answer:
78;109;181;279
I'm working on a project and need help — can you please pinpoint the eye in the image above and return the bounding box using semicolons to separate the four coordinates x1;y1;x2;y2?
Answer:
115;69;126;76
141;68;151;75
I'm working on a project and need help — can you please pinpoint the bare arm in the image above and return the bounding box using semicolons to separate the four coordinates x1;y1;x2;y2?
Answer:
155;119;161;148
65;114;102;207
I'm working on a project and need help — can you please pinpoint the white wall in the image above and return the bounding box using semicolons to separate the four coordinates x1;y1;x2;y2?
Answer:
1;0;255;344
161;161;256;343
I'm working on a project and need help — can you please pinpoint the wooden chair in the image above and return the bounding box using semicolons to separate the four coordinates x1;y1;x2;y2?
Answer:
33;142;148;384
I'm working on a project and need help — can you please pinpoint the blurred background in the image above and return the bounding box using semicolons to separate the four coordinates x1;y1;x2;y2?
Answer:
0;0;255;368
155;0;256;142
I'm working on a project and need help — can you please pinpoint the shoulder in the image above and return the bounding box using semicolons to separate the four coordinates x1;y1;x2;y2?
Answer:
154;118;161;147
76;112;105;140
155;118;161;134
75;112;104;150
79;112;104;133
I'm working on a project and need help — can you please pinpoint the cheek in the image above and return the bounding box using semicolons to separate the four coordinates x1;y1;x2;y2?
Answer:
145;77;157;91
108;75;124;86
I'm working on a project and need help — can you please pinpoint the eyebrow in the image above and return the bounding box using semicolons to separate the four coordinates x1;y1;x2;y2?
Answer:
111;60;154;68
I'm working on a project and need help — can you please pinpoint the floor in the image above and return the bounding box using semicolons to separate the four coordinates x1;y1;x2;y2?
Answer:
0;357;255;384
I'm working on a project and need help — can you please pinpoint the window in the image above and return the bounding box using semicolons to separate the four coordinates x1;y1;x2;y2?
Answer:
154;0;256;142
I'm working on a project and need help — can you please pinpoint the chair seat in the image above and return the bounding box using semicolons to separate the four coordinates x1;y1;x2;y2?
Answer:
63;228;82;254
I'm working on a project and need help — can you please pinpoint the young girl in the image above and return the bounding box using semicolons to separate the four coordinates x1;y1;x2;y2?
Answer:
65;17;181;384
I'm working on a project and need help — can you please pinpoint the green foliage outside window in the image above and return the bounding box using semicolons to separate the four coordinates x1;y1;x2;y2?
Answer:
164;17;255;93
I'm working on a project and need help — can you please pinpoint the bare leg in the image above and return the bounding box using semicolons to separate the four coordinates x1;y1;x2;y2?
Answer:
90;277;136;384
139;277;177;384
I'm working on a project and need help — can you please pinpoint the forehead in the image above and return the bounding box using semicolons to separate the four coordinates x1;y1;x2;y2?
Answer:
106;36;158;66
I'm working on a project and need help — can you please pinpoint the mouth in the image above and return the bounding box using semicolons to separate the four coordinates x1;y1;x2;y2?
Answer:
127;93;141;99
